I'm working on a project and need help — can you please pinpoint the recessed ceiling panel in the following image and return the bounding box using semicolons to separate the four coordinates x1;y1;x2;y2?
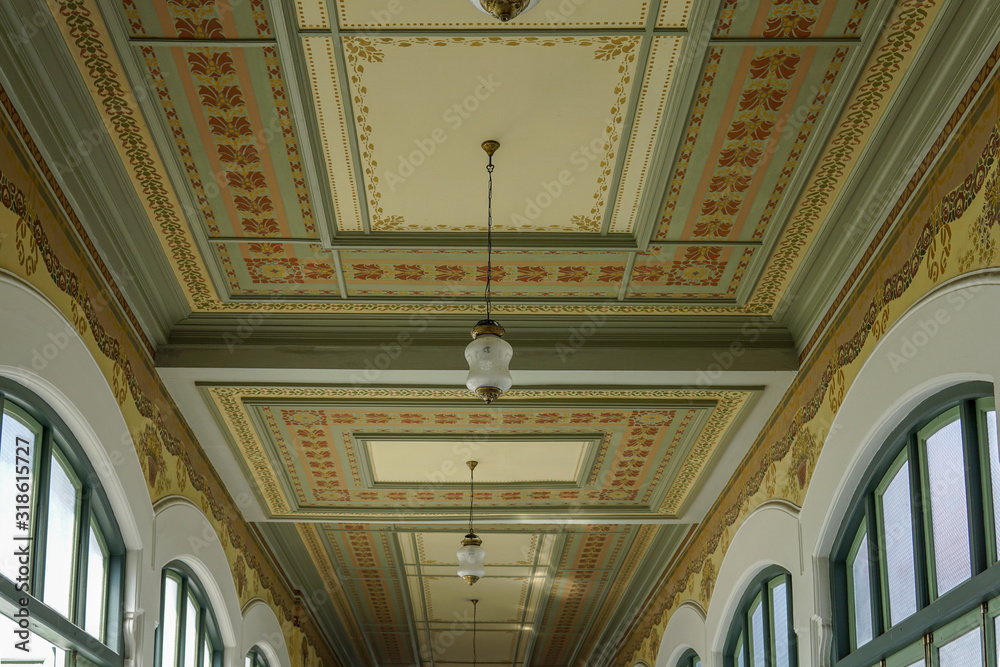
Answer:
366;438;591;484
340;35;642;233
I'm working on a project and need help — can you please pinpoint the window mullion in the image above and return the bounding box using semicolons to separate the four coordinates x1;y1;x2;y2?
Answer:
907;435;930;610
962;399;989;576
762;583;773;667
32;426;53;599
178;577;189;667
73;487;92;628
865;496;884;639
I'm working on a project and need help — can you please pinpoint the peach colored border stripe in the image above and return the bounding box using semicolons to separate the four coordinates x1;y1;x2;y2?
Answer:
678;47;756;237
729;47;816;239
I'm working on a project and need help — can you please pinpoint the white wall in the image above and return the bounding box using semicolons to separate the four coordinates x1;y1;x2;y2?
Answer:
654;271;1000;666
0;273;293;667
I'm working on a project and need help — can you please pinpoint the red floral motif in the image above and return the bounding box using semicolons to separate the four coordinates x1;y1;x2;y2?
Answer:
476;265;506;282
186;50;236;78
227;171;267;191
701;195;743;217
173;17;225;40
631;264;666;282
709;171;753;193
352;264;383;280
693;218;734;239
518;266;547;282
718;144;765;168
302;262;337;280
394;265;424;281
728;117;776;142
216;144;260;167
557;266;588;283
435;265;467;282
198;84;244;111
748;51;801;80
208;115;253;139
763;13;817;38
739;84;786;113
598;265;625;282
240;219;279;237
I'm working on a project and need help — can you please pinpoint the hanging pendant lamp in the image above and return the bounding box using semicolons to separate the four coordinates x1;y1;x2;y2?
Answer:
465;141;513;404
467;0;541;22
457;461;486;585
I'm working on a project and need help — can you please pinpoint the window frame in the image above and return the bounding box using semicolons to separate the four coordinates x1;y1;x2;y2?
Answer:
830;382;1000;666
676;648;701;667
723;566;797;667
156;562;224;667
246;646;271;667
0;378;127;666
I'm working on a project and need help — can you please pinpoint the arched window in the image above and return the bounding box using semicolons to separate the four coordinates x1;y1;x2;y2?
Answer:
725;567;797;667
0;378;126;666
677;648;702;667
831;383;1000;665
156;564;223;667
246;646;270;667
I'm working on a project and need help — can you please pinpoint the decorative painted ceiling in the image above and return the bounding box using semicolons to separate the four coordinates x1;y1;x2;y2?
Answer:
41;0;940;317
19;0;964;664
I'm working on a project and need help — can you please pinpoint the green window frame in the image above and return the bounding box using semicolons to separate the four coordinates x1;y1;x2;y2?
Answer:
831;382;1000;666
676;648;702;667
246;646;271;667
724;567;797;667
155;564;223;667
0;378;126;666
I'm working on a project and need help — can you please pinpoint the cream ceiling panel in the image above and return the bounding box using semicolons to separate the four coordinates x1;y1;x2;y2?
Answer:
341;35;642;232
366;438;590;484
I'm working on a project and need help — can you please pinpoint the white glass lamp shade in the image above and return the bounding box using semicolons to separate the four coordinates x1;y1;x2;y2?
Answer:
457;541;487;586
465;334;513;402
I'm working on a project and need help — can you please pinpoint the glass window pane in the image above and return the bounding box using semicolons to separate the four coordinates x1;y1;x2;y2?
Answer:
986;410;1000;558
43;452;80;618
851;532;873;647
184;593;199;666
0;408;40;582
735;634;745;667
880;460;917;625
938;626;982;666
246;654;253;667
0;613;70;665
924;417;972;595
84;521;108;640
750;599;765;667
162;575;180;667
771;580;790;667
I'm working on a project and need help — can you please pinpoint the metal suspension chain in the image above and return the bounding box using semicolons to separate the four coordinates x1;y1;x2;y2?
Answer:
485;155;495;321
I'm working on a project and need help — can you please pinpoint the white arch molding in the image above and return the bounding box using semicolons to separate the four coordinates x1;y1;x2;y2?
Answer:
800;270;1000;663
0;271;155;663
654;601;707;667
242;598;292;667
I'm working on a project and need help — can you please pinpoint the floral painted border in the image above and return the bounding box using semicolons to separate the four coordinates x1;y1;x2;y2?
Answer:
611;41;1000;667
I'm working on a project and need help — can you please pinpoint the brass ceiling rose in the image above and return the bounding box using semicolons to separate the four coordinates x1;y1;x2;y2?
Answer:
469;0;540;22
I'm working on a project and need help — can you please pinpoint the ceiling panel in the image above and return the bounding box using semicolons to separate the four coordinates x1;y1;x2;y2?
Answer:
204;385;755;519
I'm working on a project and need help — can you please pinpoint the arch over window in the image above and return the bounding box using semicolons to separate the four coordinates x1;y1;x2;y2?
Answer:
831;382;1000;665
724;566;797;667
0;377;126;666
246;646;271;667
157;563;224;667
677;648;702;667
